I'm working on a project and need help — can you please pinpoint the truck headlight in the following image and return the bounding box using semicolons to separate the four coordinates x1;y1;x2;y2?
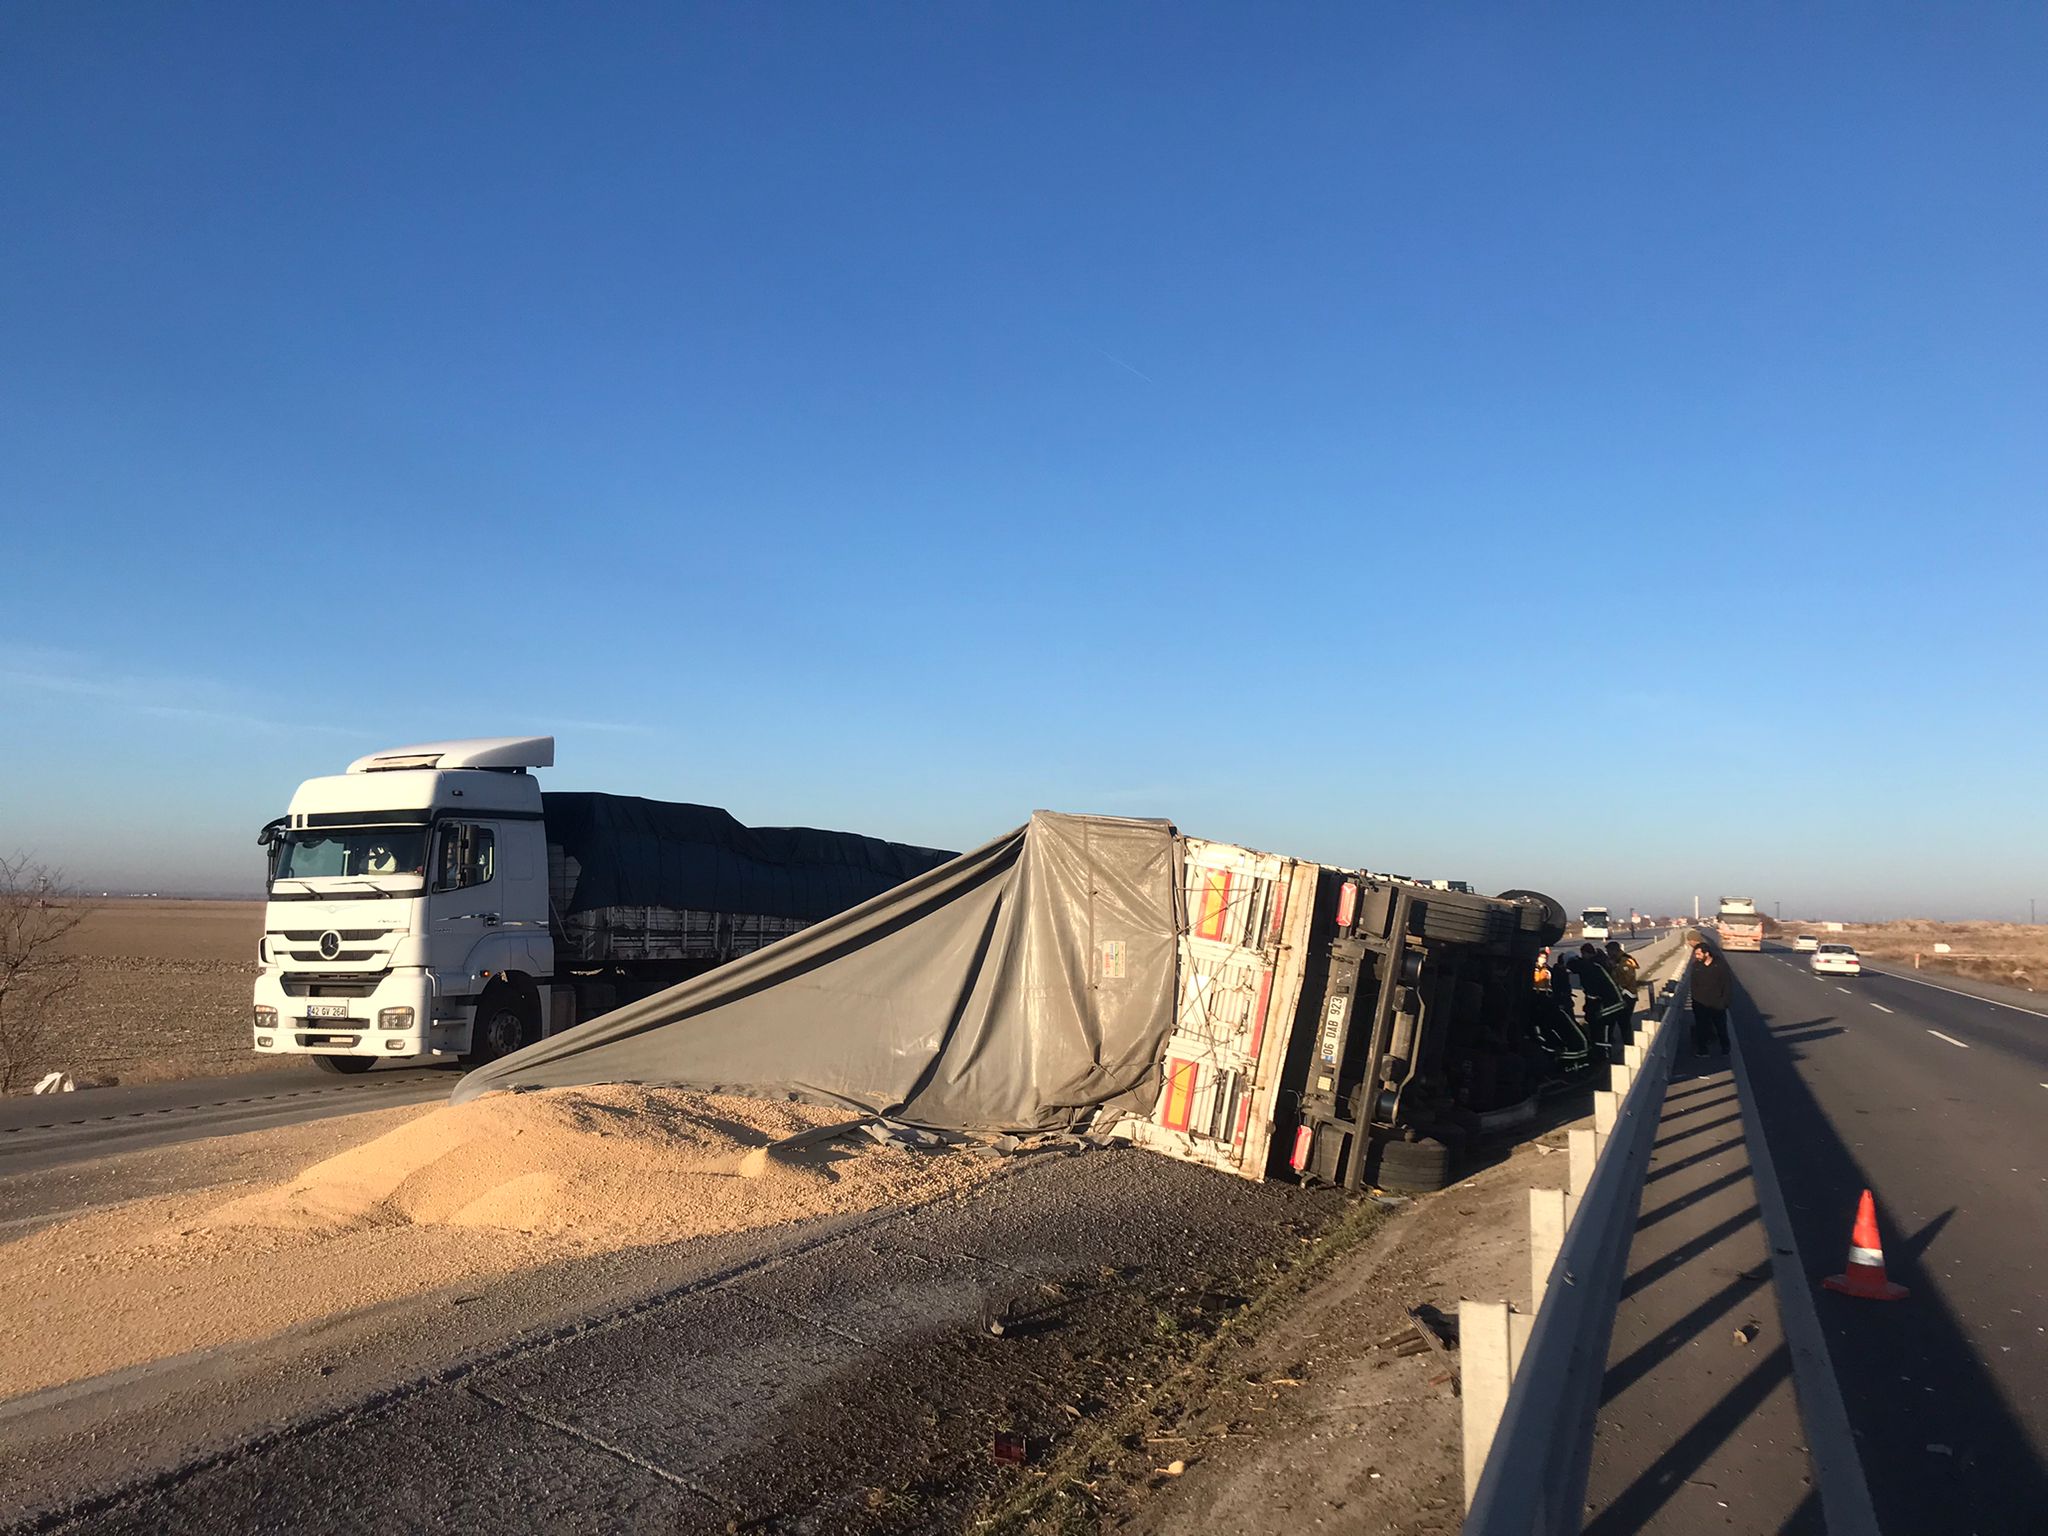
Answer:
378;1007;415;1030
254;1005;278;1028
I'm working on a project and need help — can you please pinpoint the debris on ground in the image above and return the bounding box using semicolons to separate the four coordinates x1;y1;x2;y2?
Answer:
860;1120;953;1150
1403;1304;1461;1393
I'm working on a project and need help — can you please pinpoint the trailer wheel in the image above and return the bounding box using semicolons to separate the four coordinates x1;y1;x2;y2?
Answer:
464;983;538;1065
311;1054;375;1075
1498;889;1568;948
1371;1135;1453;1193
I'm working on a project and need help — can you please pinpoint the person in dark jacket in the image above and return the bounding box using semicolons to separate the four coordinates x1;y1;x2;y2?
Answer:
1605;941;1641;1037
1689;939;1733;1054
1568;943;1631;1061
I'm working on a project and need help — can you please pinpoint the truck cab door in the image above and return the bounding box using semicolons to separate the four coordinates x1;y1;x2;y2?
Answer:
427;821;500;1009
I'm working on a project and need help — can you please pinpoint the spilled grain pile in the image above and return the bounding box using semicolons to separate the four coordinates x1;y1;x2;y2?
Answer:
0;1087;993;1399
216;1085;916;1242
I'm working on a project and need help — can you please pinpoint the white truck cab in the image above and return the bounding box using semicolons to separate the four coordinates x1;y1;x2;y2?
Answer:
253;736;557;1073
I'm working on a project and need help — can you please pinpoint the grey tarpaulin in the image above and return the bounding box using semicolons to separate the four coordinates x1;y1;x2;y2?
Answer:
451;812;1183;1133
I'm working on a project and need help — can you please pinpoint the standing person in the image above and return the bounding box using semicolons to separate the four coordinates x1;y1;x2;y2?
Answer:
1689;939;1733;1055
1568;943;1630;1061
1605;941;1641;1036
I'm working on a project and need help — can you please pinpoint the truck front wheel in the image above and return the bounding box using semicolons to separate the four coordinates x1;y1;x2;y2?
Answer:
463;984;538;1065
311;1054;376;1076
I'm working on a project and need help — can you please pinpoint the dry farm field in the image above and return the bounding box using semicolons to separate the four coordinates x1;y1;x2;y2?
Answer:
28;899;263;1089
1828;919;2048;993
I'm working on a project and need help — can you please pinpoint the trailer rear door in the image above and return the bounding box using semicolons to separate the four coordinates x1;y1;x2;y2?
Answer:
1125;838;1324;1180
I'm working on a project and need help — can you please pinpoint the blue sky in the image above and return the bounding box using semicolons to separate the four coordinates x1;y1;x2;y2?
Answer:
2;3;2043;919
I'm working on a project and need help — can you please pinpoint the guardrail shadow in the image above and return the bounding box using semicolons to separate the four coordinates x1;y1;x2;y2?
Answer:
1731;974;2048;1533
1585;1036;1823;1531
1585;1342;1810;1536
1633;1162;1750;1233
1652;1108;1741;1147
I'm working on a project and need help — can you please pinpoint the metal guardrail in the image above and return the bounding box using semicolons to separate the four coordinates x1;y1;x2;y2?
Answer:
1461;960;1694;1534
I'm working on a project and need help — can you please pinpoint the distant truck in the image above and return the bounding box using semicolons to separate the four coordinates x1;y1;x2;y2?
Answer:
252;737;951;1073
1716;896;1764;952
1580;906;1611;941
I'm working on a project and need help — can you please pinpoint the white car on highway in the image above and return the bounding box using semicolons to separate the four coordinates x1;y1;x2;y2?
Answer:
1793;934;1820;952
1810;942;1861;976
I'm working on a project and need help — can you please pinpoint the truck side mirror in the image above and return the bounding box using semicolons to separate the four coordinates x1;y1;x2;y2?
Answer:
258;817;286;884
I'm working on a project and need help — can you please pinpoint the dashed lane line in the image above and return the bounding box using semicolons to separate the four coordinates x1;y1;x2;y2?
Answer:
1861;964;2048;1020
1927;1030;1971;1050
1871;1004;1893;1014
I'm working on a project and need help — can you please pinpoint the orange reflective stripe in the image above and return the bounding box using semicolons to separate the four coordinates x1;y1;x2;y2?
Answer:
1159;1058;1198;1131
1194;870;1233;941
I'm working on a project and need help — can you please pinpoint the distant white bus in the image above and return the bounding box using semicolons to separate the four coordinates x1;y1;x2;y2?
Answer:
1581;906;1611;941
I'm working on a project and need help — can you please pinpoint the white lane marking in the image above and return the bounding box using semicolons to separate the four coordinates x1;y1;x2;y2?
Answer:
1837;986;1851;994
1927;1030;1970;1050
1871;1004;1893;1014
1727;1012;1884;1536
1860;964;2048;1020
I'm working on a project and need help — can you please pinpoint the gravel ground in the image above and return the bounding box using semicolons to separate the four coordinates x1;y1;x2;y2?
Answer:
11;1145;1353;1535
972;1130;1576;1536
0;1087;997;1402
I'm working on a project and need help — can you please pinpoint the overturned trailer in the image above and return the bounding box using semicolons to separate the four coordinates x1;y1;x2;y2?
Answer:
1118;844;1568;1191
1287;877;1570;1191
455;813;1569;1192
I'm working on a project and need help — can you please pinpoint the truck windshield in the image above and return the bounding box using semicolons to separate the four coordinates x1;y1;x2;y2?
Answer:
274;827;429;882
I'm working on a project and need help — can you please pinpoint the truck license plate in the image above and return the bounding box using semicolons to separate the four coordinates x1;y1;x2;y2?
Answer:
307;1002;350;1019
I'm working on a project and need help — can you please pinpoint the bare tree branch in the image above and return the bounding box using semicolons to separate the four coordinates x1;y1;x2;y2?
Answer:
0;857;100;1092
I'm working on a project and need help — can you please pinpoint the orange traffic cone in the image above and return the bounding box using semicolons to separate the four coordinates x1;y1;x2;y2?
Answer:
1822;1189;1908;1301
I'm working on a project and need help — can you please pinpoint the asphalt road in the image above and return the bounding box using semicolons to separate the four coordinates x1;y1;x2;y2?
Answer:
1729;945;2048;1534
0;1064;456;1181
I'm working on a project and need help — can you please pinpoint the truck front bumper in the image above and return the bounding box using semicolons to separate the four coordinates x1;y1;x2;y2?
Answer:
252;969;439;1059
